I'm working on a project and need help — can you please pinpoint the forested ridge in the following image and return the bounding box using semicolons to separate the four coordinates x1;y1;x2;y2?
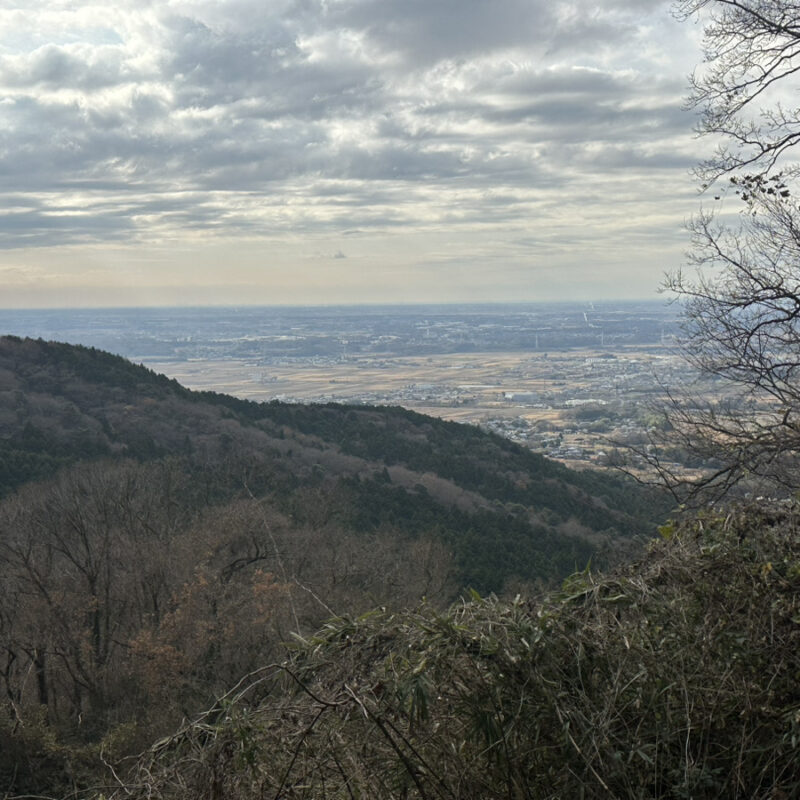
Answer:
0;335;664;577
0;336;669;797
4;332;797;799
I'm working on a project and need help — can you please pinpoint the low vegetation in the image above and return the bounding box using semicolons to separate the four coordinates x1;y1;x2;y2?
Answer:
113;504;800;800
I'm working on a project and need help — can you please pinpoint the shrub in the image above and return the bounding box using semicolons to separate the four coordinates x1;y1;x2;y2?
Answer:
118;502;800;799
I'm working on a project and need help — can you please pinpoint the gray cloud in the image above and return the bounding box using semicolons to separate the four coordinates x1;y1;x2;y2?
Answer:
0;44;128;91
0;0;698;303
322;0;553;62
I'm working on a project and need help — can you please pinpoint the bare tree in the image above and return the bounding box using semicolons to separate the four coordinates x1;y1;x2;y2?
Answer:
642;2;800;501
676;0;800;182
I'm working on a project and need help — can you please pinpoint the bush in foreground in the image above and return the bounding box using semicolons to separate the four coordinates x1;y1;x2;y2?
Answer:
112;505;800;799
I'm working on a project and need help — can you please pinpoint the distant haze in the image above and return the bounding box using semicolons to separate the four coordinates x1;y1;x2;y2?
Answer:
0;1;702;308
0;300;678;358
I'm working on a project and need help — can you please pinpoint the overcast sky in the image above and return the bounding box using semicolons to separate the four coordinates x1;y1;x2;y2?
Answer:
0;0;706;307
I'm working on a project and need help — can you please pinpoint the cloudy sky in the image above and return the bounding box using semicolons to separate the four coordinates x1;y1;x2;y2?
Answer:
0;0;706;308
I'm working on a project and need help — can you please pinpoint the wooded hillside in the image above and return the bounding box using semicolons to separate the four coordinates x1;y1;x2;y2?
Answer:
0;336;670;797
111;505;800;799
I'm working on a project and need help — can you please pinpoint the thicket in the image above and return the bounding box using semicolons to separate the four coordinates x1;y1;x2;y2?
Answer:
0;459;456;798
111;504;800;800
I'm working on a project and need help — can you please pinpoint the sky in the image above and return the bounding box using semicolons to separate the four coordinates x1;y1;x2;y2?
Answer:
0;0;706;308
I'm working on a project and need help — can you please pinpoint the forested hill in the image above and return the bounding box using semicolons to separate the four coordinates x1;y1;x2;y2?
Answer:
0;335;673;796
0;335;668;589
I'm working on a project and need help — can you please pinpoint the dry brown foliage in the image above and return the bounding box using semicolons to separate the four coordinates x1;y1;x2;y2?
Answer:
113;502;800;800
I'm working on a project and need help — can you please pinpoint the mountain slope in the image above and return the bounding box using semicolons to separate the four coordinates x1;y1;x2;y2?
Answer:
0;335;669;590
0;337;666;591
0;335;673;797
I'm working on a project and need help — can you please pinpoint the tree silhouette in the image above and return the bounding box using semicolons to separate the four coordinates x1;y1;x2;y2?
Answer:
642;1;800;501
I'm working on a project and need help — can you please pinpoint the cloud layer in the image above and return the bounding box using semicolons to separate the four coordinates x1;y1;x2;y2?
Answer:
0;0;703;305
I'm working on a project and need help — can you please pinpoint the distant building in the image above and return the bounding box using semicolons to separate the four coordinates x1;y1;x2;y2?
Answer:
564;398;607;407
503;391;539;402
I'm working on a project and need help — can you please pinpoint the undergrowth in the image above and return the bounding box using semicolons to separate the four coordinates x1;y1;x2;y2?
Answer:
103;503;800;799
